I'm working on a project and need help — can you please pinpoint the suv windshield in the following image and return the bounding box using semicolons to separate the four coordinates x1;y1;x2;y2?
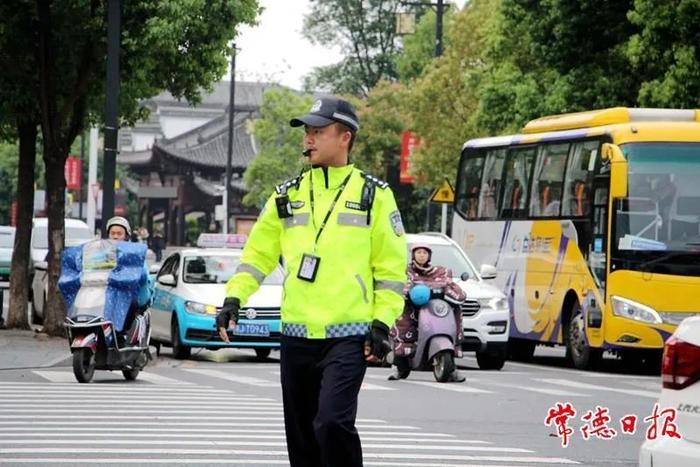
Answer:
183;255;284;285
612;142;700;275
408;242;476;279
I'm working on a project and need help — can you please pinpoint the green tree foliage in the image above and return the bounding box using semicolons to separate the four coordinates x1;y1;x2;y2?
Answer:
406;0;497;186
0;0;260;335
302;0;402;96
476;0;640;133
0;141;46;224
627;0;700;107
395;9;455;82
244;88;312;207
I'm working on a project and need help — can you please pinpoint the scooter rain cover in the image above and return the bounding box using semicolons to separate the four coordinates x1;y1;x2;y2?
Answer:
59;239;148;331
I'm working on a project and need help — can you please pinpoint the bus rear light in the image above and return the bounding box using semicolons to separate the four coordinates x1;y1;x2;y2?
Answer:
662;336;700;390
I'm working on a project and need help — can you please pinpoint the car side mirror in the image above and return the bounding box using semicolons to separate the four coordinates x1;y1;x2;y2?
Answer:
480;264;497;280
157;274;176;287
35;261;48;272
149;264;161;275
460;272;470;282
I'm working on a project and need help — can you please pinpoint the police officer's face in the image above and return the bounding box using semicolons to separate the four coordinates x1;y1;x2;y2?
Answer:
304;124;352;166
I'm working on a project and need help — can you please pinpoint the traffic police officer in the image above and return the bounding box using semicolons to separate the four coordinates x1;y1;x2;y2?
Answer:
216;96;407;467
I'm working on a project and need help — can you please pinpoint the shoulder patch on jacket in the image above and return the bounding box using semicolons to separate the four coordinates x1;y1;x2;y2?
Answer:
275;173;304;195
389;210;405;236
361;172;389;189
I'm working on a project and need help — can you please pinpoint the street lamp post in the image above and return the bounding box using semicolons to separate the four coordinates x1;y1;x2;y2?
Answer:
224;43;237;234
101;0;121;236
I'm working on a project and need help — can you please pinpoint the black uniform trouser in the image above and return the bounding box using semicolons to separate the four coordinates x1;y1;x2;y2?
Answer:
280;334;367;467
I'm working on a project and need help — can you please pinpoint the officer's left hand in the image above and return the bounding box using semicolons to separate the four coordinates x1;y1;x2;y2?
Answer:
216;297;240;343
364;320;391;363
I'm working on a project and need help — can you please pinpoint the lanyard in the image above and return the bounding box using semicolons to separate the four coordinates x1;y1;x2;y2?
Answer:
309;170;353;249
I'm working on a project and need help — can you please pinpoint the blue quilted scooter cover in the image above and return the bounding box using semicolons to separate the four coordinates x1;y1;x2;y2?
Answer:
59;239;148;331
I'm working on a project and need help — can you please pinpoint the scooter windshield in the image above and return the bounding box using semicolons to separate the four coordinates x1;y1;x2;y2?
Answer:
60;239;147;331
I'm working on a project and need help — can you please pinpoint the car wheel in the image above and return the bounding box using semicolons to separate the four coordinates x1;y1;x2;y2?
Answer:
476;350;506;370
171;318;191;360
507;338;536;361
254;348;271;360
566;304;602;370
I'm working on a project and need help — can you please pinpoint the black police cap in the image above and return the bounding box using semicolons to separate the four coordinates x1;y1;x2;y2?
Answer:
290;96;359;133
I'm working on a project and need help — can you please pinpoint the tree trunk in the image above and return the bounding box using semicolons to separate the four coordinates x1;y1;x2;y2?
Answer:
41;147;67;337
6;120;38;330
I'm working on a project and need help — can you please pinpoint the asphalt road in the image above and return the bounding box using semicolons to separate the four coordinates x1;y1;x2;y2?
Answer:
0;344;660;466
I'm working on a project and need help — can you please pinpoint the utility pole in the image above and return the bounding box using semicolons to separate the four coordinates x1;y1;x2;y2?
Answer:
224;44;236;234
435;0;444;56
101;0;121;236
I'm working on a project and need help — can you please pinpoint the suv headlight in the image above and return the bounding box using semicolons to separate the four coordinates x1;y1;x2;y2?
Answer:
478;297;508;311
185;301;218;315
611;296;661;324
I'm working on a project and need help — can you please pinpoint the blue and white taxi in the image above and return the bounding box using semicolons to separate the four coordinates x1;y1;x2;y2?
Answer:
150;234;283;359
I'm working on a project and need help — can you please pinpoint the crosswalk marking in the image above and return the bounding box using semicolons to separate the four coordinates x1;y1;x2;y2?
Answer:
184;368;279;386
482;382;590;398
362;382;397;391
401;380;494;394
536;378;660;399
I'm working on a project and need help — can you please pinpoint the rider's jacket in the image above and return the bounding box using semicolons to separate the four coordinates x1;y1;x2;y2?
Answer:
405;261;466;305
225;164;407;339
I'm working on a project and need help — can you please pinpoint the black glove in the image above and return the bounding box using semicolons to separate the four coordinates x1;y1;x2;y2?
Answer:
216;297;240;329
365;319;391;360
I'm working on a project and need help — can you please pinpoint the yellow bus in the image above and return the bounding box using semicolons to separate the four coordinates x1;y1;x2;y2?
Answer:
452;108;700;369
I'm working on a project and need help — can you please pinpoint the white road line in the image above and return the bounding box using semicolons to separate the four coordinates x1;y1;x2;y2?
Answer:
136;372;195;385
0;440;526;452
31;371;78;383
0;449;579;464
0;433;485;444
482;382;590;397
536;378;660;398
0;459;535;466
184;368;279;387
0;387;233;395
361;382;396;391
402;380;494;394
0;421;419;429
0;408;282;415
0;399;283;407
0;427;450;437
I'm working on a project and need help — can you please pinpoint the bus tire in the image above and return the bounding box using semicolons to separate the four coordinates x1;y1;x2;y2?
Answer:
566;304;602;370
507;338;536;362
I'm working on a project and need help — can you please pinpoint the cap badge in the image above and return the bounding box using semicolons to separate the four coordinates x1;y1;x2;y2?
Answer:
310;100;322;113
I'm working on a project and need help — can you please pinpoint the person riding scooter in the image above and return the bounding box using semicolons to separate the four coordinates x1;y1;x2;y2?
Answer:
388;243;466;382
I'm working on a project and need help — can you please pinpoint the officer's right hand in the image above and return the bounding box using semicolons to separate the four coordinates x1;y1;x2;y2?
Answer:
216;297;240;343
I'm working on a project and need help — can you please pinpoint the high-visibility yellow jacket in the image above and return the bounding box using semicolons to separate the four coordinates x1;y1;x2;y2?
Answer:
226;164;407;339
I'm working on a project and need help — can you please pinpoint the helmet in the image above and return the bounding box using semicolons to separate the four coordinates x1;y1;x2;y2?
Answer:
409;284;431;306
106;216;131;237
410;243;432;257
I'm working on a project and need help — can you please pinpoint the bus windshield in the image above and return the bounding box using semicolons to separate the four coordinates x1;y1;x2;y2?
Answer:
613;142;700;274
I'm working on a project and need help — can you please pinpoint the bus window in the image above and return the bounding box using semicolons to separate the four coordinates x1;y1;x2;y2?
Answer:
456;154;484;220
500;147;535;219
562;141;598;217
478;148;506;219
530;143;568;217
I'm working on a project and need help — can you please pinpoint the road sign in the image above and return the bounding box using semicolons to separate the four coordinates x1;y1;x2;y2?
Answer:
430;179;455;204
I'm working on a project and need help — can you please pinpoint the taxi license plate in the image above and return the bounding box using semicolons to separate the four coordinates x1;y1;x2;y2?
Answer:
233;323;270;337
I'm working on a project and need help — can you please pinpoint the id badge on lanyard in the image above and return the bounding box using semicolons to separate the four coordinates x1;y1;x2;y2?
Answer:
296;171;352;283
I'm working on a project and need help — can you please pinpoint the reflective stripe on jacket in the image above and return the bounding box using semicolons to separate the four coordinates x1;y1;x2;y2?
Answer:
225;164;407;339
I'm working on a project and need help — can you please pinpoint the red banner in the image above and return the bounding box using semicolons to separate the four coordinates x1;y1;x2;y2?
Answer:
64;156;81;190
400;131;421;184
